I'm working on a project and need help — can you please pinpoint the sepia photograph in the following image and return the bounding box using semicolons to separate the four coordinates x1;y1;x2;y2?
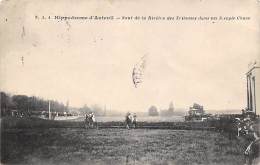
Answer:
0;0;260;164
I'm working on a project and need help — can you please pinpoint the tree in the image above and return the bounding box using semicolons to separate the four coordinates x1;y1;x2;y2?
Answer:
0;92;14;116
12;95;29;113
148;105;159;116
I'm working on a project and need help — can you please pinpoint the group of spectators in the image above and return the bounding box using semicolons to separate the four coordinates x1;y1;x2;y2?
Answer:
237;116;260;165
228;114;260;165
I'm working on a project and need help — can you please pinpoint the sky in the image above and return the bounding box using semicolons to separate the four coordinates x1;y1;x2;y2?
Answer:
0;0;259;112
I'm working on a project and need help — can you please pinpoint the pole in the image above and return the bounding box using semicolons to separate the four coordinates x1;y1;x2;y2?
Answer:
247;75;250;111
253;77;256;115
249;74;253;111
49;101;51;120
104;104;106;116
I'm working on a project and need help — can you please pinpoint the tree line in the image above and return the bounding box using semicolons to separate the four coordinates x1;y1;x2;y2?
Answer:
0;91;67;116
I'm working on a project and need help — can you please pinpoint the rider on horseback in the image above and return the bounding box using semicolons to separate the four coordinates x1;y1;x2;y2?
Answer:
85;112;96;128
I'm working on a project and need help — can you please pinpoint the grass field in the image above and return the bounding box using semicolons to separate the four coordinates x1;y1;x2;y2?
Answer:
1;127;251;165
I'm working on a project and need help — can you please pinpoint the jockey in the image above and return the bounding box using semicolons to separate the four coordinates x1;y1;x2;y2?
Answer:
125;112;131;120
86;112;95;128
90;112;96;122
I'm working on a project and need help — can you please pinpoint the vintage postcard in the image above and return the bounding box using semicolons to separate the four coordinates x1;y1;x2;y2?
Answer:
0;0;260;164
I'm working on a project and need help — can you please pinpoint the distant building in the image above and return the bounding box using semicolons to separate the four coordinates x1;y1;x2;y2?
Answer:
188;103;204;116
246;61;260;116
185;103;206;121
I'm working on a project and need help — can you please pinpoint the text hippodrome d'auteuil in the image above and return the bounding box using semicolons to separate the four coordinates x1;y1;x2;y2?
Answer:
54;15;250;21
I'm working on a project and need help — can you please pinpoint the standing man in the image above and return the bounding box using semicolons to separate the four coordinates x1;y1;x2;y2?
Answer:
132;113;137;129
244;123;260;165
